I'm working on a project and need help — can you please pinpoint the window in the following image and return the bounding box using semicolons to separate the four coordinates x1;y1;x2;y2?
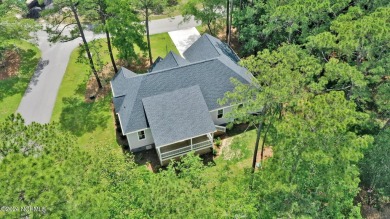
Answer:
138;130;145;140
217;109;224;119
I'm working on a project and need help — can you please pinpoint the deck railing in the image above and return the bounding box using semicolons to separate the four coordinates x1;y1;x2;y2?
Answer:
160;140;213;160
215;125;226;133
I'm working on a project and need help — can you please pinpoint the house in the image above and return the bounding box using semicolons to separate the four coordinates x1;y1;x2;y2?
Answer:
110;34;254;165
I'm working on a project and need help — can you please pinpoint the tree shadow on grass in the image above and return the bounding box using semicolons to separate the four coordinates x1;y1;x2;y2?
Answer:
0;77;26;101
19;49;40;76
59;96;110;136
0;49;39;102
24;59;49;94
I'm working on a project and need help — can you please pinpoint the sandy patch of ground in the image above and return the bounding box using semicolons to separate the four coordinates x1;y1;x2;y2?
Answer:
256;147;273;162
0;50;21;80
84;65;112;103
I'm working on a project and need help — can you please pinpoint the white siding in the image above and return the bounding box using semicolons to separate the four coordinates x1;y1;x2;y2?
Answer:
126;128;155;150
210;106;233;125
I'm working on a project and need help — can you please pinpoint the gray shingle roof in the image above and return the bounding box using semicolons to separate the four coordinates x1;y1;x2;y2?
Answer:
111;67;138;97
148;56;163;72
113;96;125;113
111;34;252;136
111;58;251;134
183;34;240;63
150;51;189;72
142;85;216;147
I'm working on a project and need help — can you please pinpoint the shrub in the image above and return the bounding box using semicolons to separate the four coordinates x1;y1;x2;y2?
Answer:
215;137;222;147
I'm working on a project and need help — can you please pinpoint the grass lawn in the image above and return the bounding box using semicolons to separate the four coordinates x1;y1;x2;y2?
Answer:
0;40;41;121
148;32;179;58
51;32;179;152
200;128;257;186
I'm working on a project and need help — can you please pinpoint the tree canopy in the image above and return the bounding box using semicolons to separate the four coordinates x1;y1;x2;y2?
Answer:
182;0;225;36
0;0;39;58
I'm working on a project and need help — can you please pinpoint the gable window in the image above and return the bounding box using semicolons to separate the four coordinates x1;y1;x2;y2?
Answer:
217;109;224;119
138;130;145;140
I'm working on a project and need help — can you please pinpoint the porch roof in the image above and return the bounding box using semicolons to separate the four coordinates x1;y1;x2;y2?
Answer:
142;85;216;147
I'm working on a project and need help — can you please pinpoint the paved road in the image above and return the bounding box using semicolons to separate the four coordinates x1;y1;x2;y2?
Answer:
149;15;200;34
17;16;200;124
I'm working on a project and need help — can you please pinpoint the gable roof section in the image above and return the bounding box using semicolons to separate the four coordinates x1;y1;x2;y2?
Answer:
142;85;216;147
111;67;137;97
183;34;240;63
150;51;190;72
113;95;125;113
148;56;163;72
112;58;252;135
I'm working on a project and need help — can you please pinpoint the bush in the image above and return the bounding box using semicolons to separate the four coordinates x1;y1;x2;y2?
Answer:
212;148;218;156
152;4;164;14
167;0;178;7
215;137;222;147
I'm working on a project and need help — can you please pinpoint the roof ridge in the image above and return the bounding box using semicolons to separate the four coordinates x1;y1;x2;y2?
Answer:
168;51;179;66
216;56;254;83
121;67;137;78
124;57;219;79
124;77;143;132
143;84;201;100
204;34;222;56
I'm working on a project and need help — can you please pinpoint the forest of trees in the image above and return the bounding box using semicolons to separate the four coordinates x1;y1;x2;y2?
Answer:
0;0;389;218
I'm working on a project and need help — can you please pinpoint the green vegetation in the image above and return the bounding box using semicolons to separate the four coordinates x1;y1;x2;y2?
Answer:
51;32;178;154
0;112;259;218
149;32;179;58
105;0;146;65
0;0;41;120
19;28;257;217
225;1;389;217
51;39;112;123
1;0;388;218
149;0;186;20
0;114;136;217
182;0;225;36
0;41;41;121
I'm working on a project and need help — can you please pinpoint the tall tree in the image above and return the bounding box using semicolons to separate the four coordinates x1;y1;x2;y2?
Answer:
0;114;143;218
82;0;146;72
227;0;233;45
0;0;39;57
306;6;390;121
44;0;103;88
225;0;230;42
220;44;322;172
235;0;359;55
106;0;146;65
132;0;166;66
360;127;390;200
0;114;94;217
82;0;118;73
253;92;373;218
182;0;225;36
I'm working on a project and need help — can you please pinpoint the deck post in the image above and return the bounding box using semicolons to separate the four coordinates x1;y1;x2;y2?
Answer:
157;147;163;166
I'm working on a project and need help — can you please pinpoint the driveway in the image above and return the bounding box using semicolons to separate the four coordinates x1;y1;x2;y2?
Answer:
168;27;200;56
17;30;104;124
17;16;200;124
